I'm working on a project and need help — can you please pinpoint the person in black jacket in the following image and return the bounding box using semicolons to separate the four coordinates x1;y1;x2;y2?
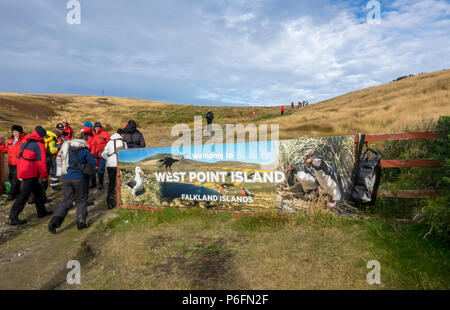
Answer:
205;111;214;125
205;111;214;134
123;120;146;149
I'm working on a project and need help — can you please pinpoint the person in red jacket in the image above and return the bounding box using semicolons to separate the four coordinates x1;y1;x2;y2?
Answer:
93;122;110;190
0;125;27;200
61;118;73;141
281;105;285;115
8;126;53;225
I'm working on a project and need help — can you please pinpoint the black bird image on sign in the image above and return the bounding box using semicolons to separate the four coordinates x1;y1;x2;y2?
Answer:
159;156;182;171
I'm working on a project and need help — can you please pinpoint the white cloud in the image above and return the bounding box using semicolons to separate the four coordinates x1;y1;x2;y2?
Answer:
0;0;449;105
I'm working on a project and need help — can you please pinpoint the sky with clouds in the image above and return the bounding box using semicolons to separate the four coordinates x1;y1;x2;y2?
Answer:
0;0;449;106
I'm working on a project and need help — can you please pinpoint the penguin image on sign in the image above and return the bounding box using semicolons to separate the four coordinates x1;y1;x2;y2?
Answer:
307;157;344;206
287;165;319;199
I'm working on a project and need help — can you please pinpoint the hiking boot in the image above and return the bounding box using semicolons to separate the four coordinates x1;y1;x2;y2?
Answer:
38;210;54;218
48;222;57;234
45;198;52;203
77;222;90;230
88;201;94;206
7;218;27;226
7;195;16;201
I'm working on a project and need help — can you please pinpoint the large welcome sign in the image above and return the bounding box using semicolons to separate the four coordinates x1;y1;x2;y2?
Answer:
117;135;355;212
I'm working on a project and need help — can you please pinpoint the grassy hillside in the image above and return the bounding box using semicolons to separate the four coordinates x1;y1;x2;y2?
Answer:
0;69;449;146
0;71;449;290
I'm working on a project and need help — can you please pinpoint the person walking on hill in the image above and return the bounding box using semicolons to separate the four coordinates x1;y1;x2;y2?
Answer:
281;106;285;116
93;122;110;190
102;129;127;209
123;120;146;149
291;102;294;109
8;126;53;226
61;119;73;141
28;126;62;204
48;135;97;233
205;111;214;134
0;125;27;200
28;129;60;204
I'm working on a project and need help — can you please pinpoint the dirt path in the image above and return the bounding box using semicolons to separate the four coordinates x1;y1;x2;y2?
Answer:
0;183;110;289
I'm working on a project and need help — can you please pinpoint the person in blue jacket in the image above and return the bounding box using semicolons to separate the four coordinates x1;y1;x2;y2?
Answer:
48;134;96;233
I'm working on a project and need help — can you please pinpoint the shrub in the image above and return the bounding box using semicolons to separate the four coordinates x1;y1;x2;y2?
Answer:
422;116;450;241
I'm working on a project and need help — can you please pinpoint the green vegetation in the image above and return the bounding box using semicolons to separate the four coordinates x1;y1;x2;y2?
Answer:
367;116;450;241
71;208;449;289
423;116;450;241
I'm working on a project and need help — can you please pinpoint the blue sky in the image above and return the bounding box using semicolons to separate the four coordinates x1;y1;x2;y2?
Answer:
0;0;449;106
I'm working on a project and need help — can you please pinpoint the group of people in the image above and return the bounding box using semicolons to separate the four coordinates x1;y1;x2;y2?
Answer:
284;100;309;114
0;119;146;234
288;101;309;109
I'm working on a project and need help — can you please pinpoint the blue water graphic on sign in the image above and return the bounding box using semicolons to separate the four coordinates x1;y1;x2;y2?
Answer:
118;141;278;165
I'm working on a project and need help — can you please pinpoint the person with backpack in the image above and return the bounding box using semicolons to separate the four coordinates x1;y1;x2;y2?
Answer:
101;128;127;209
123;120;145;149
7;126;53;226
0;125;27;200
48;134;97;233
28;129;60;205
93;122;110;190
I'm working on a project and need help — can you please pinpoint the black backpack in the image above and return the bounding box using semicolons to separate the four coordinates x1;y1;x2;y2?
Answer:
351;135;382;205
68;147;96;176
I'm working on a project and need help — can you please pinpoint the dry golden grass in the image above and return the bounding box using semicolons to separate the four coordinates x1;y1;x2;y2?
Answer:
277;69;450;139
0;69;449;146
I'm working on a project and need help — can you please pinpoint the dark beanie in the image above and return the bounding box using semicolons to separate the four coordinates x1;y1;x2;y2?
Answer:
11;125;23;133
94;121;102;127
35;126;47;138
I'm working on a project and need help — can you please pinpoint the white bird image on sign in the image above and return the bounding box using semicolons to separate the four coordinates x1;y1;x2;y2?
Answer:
126;166;145;198
307;157;343;207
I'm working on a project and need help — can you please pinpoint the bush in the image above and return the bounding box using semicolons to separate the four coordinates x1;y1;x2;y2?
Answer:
423;196;450;241
422;116;450;241
368;116;449;242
